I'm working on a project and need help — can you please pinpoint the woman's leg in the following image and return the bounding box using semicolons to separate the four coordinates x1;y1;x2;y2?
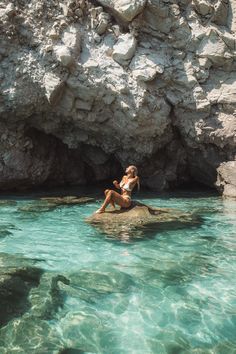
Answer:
96;190;131;213
105;189;115;208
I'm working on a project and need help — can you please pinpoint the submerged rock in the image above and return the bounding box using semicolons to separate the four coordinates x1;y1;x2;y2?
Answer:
68;267;134;297
40;196;94;205
29;273;70;320
0;253;43;328
86;202;200;237
0;253;70;353
18;196;95;212
0;200;17;206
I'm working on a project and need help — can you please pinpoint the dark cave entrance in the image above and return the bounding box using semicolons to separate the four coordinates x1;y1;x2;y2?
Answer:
24;127;123;190
0;126;219;194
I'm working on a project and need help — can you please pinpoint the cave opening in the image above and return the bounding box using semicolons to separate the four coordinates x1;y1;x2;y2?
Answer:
0;126;218;195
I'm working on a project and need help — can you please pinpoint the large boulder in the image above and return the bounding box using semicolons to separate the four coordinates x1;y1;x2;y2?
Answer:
86;202;200;237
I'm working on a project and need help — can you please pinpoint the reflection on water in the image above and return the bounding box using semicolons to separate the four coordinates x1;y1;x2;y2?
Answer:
0;191;235;353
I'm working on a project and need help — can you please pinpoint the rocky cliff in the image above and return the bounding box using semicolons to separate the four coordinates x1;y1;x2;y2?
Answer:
0;0;235;197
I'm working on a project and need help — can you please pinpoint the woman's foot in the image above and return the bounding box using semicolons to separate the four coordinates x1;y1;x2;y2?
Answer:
95;208;105;214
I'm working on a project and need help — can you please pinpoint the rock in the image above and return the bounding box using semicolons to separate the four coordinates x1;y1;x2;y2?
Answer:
97;0;146;22
211;0;229;26
216;161;236;199
68;267;134;295
43;72;65;105
18;196;94;212
204;71;236;105
5;3;16;17
0;0;235;195
54;45;75;68
29;273;70;319
196;30;228;66
0;253;43;328
130;50;164;81
94;12;110;35
142;1;172;34
75;98;93;111
62;26;81;56
39;196;95;205
86;202;200;237
112;33;137;66
0;200;17;206
193;0;212;16
228;0;236;32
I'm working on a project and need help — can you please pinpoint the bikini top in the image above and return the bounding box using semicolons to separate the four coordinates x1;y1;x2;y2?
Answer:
120;179;132;192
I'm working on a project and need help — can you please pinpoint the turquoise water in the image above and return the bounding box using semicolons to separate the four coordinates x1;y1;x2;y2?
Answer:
0;190;236;354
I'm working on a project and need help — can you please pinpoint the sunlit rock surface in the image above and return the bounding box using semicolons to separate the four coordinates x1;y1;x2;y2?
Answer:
86;202;200;237
0;0;235;196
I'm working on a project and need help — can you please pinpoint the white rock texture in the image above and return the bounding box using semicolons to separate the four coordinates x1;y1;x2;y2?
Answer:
0;0;235;197
97;0;146;22
113;33;137;65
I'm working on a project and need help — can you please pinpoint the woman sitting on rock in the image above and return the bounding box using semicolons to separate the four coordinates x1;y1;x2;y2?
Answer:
95;165;140;214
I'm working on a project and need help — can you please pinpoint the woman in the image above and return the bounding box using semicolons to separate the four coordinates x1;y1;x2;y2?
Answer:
95;165;140;214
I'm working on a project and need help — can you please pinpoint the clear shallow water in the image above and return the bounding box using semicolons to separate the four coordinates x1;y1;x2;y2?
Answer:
0;190;236;354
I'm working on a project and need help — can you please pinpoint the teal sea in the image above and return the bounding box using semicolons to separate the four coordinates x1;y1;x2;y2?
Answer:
0;189;236;354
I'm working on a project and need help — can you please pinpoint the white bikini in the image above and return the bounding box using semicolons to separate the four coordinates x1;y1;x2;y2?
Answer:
120;180;132;200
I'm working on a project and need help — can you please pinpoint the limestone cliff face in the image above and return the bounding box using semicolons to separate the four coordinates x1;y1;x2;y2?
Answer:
0;0;235;197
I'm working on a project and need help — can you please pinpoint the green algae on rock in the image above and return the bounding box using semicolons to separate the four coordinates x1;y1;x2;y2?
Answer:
86;202;201;237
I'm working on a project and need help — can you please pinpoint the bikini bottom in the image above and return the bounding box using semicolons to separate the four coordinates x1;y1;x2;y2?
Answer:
122;195;131;201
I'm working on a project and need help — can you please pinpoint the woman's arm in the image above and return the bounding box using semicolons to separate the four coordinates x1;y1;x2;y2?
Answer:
130;176;140;191
113;180;120;189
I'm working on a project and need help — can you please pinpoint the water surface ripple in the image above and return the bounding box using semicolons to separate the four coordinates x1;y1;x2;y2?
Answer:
0;191;236;354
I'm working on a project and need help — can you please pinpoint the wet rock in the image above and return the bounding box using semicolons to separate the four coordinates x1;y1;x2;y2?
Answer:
0;253;43;328
0;229;12;238
68;267;134;297
30;273;70;320
0;260;70;352
0;200;17;206
40;196;95;205
59;349;86;354
18;202;56;213
86;202;200;237
18;196;94;212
